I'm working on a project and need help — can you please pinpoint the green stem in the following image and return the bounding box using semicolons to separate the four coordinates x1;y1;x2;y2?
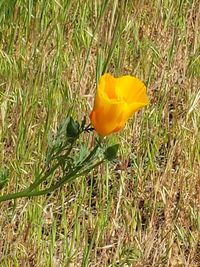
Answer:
0;160;104;203
26;163;60;192
27;138;77;193
0;140;103;203
51;160;104;188
28;139;100;192
77;143;100;166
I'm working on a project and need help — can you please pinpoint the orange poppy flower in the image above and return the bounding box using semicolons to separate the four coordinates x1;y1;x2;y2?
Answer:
90;73;149;136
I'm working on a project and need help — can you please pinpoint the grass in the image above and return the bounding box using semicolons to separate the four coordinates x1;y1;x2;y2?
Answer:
0;0;200;266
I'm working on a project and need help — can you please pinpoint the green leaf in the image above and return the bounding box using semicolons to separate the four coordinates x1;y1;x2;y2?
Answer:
74;144;89;164
104;144;119;161
0;168;9;190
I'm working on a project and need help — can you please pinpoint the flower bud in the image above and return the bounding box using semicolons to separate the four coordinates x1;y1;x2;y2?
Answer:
66;117;79;138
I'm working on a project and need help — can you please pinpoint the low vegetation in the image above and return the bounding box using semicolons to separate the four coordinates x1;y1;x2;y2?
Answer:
0;0;199;266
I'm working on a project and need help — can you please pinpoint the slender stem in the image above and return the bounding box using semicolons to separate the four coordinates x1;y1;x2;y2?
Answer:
50;160;104;189
26;163;60;192
77;144;100;166
0;160;104;203
29;139;100;192
27;139;77;192
0;139;103;203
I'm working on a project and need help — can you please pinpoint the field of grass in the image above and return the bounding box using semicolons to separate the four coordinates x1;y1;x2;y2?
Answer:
0;0;200;266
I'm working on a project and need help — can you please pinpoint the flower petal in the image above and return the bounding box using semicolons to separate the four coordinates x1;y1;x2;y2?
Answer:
90;73;149;136
90;88;126;136
99;73;117;100
115;75;149;105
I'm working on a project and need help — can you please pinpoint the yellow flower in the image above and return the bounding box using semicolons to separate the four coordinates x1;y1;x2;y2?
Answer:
90;73;149;136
